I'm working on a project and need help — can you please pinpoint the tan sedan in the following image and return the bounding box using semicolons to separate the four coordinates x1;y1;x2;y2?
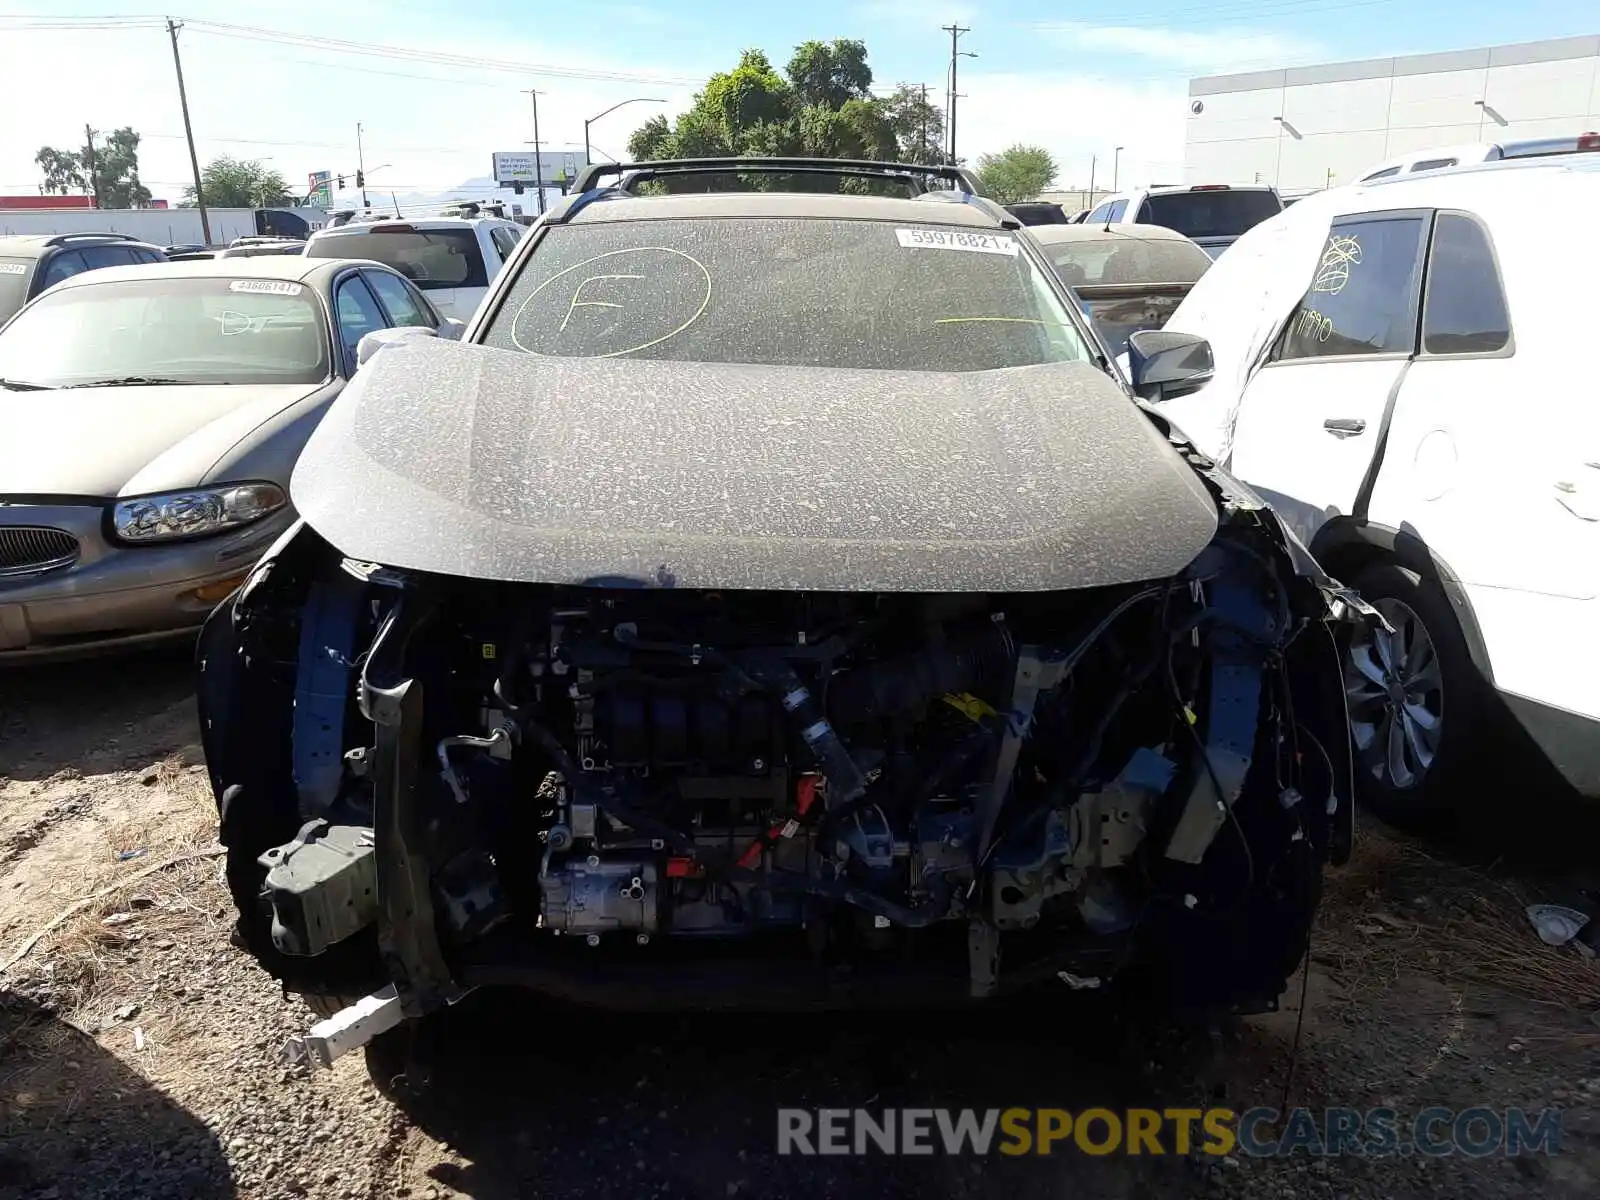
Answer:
0;255;459;661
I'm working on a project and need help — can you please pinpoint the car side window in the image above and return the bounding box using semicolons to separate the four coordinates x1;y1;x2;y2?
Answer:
1086;202;1112;223
77;244;137;271
364;269;435;327
1421;212;1510;355
1363;166;1401;181
334;275;388;372
130;248;164;264
37;250;88;290
1105;200;1128;222
1135;199;1153;222
490;225;522;262
1275;213;1428;361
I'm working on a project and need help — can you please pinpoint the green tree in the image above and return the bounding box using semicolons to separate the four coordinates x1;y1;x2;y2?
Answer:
977;144;1058;203
35;126;152;207
703;49;792;147
93;128;153;208
785;39;872;110
627;113;672;160
879;83;945;164
35;147;85;195
183;156;291;208
627;40;911;174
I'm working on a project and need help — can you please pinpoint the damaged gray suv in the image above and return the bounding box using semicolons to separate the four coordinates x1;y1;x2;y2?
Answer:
195;158;1365;1068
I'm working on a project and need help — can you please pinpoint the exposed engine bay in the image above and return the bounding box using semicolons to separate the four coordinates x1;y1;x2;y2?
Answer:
200;496;1359;1018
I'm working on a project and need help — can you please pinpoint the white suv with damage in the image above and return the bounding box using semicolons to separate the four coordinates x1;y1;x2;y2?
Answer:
1154;148;1600;822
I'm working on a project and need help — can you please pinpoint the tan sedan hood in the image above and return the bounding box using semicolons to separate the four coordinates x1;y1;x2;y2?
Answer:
1;383;327;497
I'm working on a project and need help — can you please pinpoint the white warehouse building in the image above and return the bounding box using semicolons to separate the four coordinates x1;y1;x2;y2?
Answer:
1185;34;1600;191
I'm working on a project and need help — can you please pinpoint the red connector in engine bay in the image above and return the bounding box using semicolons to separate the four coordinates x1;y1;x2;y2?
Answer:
734;773;819;870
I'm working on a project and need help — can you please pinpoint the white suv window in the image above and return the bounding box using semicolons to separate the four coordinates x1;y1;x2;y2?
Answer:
1276;213;1428;361
1421;212;1511;356
489;225;522;261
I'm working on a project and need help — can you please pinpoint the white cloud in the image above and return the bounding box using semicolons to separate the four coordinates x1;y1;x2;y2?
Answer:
0;10;706;210
953;70;1189;192
1039;22;1323;74
858;0;981;31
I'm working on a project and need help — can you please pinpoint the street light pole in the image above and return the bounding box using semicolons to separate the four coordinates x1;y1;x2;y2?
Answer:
941;24;975;164
1113;146;1124;191
584;97;666;166
356;122;369;211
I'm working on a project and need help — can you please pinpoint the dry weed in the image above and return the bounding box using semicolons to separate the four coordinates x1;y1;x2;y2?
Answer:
1317;819;1600;1012
1;753;224;1020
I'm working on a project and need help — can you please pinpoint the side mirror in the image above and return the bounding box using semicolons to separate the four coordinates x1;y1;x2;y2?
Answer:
437;318;466;341
1127;329;1214;402
355;325;436;368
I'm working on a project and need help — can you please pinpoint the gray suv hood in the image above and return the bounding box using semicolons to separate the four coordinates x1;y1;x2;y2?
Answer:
290;339;1219;592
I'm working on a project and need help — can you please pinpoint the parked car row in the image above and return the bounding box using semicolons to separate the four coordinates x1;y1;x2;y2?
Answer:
1;214;528;325
7;146;1594;1056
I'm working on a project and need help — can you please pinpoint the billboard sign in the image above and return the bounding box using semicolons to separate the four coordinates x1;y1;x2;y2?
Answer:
491;151;589;192
307;170;333;207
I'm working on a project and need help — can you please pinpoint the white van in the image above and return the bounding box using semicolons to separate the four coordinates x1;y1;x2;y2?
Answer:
303;216;524;321
1153;151;1600;821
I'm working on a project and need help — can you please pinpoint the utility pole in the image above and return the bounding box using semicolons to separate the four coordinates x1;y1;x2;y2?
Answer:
166;19;210;245
1113;145;1124;192
920;83;928;163
356;122;369;211
82;125;98;208
1088;154;1097;202
523;89;546;215
941;23;972;163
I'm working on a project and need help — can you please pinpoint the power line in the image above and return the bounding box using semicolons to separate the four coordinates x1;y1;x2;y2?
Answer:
180;18;704;86
140;132;487;155
0;14;705;86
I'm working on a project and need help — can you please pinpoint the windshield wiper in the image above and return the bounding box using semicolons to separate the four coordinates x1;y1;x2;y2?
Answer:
0;377;55;391
60;376;203;388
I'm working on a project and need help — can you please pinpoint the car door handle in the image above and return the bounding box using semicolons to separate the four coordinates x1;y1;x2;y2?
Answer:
1322;418;1367;437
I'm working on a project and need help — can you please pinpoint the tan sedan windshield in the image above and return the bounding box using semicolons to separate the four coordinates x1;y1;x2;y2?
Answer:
0;277;329;388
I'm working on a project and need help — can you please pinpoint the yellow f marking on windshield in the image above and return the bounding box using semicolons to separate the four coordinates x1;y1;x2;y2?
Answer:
561;274;645;332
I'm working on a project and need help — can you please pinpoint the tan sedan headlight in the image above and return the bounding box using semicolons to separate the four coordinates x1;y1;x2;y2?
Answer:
113;483;287;544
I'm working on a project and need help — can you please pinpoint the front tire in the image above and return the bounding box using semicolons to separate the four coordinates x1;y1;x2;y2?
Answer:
1342;561;1485;827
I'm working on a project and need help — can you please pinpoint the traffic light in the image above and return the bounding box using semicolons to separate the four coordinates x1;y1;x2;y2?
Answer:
336;175;345;189
355;170;365;188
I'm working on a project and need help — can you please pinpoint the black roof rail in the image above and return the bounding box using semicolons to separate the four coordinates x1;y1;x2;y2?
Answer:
43;231;142;247
565;156;988;201
913;190;1021;229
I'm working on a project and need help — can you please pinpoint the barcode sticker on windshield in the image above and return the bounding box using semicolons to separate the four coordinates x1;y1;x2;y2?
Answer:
895;228;1018;256
229;279;302;295
0;263;27;275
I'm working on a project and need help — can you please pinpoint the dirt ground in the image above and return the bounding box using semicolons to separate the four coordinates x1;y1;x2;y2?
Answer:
4;646;1600;1200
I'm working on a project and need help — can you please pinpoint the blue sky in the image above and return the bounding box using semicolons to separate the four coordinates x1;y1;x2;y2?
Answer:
0;1;1596;205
